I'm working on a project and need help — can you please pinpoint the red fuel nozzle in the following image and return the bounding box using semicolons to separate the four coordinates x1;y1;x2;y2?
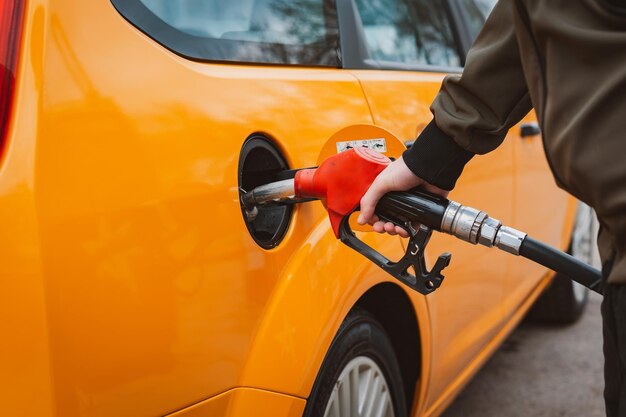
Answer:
294;147;390;237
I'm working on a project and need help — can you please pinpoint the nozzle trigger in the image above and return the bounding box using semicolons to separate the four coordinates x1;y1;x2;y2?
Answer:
338;210;450;295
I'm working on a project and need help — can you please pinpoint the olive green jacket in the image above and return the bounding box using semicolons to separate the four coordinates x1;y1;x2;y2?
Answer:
403;0;626;283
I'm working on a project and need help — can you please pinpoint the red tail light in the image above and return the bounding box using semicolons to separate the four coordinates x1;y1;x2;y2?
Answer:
0;0;26;156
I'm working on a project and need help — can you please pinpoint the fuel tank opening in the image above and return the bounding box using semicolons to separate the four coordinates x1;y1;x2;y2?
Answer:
238;135;293;249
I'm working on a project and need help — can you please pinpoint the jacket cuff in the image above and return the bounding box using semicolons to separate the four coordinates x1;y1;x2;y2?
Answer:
402;120;475;191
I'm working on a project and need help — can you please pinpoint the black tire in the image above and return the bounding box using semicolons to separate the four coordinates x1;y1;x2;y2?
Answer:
303;308;408;417
527;202;596;324
527;270;589;324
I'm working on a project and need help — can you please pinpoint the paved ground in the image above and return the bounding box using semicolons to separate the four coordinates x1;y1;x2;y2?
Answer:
441;292;604;417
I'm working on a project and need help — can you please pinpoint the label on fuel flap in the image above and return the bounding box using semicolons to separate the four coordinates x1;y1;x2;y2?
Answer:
336;138;387;154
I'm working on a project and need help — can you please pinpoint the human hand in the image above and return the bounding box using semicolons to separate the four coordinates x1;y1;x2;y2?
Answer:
356;156;449;237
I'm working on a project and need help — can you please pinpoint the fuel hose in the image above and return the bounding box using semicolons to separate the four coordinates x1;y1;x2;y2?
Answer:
519;237;603;293
241;178;603;295
375;188;603;295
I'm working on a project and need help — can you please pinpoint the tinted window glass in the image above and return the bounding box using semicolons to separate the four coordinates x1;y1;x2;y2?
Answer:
354;0;460;67
112;0;340;66
459;0;497;42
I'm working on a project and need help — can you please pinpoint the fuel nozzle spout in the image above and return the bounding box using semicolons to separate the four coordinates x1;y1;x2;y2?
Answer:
241;179;296;208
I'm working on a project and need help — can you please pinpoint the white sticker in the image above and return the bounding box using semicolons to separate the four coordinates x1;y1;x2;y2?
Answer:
335;138;387;153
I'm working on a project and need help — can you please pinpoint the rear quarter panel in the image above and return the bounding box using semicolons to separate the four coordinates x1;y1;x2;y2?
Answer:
0;0;417;415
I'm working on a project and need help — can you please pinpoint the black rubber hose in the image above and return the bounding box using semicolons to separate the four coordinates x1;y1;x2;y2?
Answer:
519;236;603;295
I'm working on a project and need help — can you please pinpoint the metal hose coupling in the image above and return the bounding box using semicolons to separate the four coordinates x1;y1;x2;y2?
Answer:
440;200;527;255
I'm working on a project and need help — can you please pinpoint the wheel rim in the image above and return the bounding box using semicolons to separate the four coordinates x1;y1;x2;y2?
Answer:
571;280;587;303
323;356;395;417
571;202;596;265
571;202;598;303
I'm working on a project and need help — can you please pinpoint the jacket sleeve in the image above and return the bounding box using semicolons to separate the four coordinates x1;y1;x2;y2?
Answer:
402;0;532;190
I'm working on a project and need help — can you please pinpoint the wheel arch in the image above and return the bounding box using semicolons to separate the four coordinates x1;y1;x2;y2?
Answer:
237;218;431;407
355;282;422;413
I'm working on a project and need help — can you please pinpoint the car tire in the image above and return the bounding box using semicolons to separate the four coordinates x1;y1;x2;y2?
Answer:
528;202;598;324
303;308;408;417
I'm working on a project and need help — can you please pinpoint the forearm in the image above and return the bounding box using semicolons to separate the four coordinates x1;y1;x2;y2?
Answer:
404;0;532;190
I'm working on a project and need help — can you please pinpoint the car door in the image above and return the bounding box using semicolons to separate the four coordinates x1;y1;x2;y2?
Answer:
342;0;514;408
455;0;575;313
508;113;574;309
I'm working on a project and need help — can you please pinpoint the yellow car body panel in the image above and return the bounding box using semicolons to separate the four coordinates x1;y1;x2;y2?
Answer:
0;1;575;416
1;2;55;416
166;388;306;417
506;112;575;313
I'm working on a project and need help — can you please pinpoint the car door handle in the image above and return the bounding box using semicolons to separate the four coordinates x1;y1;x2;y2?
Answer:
520;122;541;138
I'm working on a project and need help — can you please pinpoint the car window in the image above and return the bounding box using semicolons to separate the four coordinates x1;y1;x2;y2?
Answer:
112;0;340;66
354;0;461;68
458;0;497;42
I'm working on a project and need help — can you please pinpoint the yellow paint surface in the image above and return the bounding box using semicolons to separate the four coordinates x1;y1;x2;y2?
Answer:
0;1;574;416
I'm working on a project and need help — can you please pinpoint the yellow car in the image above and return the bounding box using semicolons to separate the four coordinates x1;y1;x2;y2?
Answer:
1;0;589;416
